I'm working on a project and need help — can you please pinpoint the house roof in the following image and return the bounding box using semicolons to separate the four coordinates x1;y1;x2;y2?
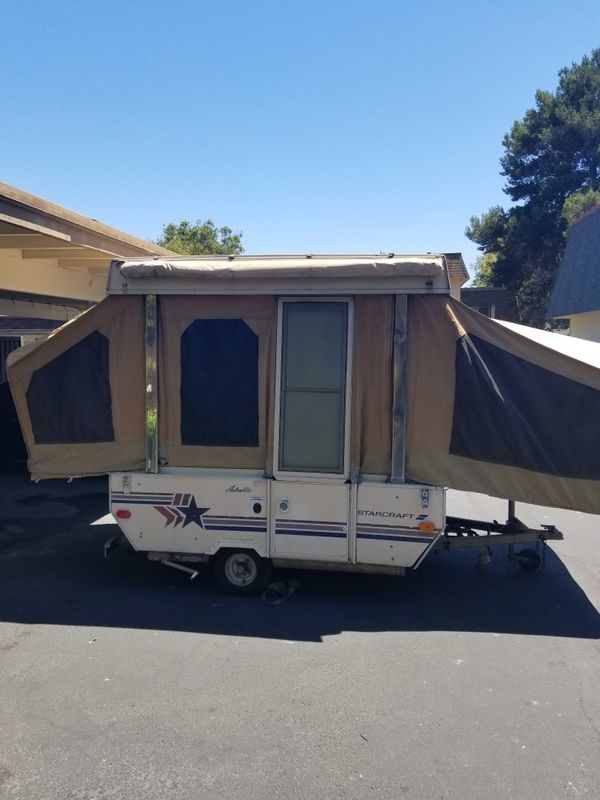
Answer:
0;181;175;260
461;287;520;322
444;252;469;285
0;181;177;315
546;205;600;318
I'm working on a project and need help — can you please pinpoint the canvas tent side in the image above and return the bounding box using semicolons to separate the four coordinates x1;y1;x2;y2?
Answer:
7;295;147;477
406;295;600;513
7;254;600;515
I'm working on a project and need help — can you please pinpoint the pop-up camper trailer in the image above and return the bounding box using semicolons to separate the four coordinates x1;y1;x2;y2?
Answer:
7;254;600;592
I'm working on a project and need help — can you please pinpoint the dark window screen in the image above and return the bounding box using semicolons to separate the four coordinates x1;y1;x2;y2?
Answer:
181;319;259;446
26;331;114;444
450;333;600;479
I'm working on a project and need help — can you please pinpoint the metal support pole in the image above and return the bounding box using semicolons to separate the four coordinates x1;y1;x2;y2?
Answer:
390;294;408;483
507;499;516;524
145;294;159;474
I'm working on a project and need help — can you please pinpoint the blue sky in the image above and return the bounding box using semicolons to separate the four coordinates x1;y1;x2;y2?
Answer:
2;1;600;276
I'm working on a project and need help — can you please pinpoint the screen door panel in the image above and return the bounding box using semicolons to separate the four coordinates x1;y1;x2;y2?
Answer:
279;302;348;474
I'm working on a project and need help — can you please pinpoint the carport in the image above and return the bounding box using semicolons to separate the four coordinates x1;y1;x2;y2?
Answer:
0;180;174;465
0;180;173;329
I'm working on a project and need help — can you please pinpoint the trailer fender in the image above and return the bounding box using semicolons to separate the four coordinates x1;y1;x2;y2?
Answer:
206;539;269;559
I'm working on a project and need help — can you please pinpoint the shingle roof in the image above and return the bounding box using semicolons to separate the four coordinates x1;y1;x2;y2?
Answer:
444;253;469;285
547;205;600;318
0;181;175;258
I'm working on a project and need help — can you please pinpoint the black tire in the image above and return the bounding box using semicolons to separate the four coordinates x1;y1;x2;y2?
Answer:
211;548;273;595
516;548;541;573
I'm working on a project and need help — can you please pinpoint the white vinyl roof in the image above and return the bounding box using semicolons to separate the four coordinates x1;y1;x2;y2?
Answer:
108;254;450;296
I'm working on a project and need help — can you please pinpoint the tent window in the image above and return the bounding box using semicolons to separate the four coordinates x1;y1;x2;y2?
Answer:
180;319;259;446
278;302;348;474
450;333;600;479
26;331;114;444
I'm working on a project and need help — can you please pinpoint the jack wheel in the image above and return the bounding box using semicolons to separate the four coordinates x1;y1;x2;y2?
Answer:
516;548;541;573
212;549;272;595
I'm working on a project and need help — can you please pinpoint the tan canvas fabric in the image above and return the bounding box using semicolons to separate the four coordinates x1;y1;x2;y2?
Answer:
407;451;600;514
7;296;146;479
450;297;600;387
119;256;445;279
22;442;146;480
158;295;277;469
351;295;393;475
406;295;458;455
406;295;600;514
9;287;600;513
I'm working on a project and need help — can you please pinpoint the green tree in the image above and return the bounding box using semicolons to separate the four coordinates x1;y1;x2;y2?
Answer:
467;49;600;326
472;252;498;287
156;219;244;255
562;187;600;227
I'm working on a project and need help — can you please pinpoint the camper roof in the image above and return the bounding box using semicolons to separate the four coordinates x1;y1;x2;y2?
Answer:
107;254;450;296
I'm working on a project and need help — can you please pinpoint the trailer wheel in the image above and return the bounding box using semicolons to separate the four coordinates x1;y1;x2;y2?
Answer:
516;548;541;573
212;549;272;595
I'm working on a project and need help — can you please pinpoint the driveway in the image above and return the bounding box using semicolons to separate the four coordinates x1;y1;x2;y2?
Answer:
1;474;599;799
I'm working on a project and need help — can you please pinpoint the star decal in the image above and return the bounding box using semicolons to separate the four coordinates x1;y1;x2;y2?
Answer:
154;494;210;529
177;495;210;529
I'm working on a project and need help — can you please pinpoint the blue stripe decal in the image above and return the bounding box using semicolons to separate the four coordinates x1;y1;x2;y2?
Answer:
280;524;346;531
357;532;433;544
112;499;169;505
112;493;172;496
203;514;267;522
282;520;346;528
276;529;347;539
358;528;441;536
359;523;441;533
204;525;267;533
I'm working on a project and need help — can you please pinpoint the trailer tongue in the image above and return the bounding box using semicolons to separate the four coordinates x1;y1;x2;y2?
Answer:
439;506;564;572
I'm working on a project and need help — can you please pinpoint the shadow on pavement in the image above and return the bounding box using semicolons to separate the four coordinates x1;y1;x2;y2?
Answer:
1;474;599;642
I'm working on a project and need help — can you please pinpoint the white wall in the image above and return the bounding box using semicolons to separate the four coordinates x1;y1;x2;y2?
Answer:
450;277;464;300
569;310;600;343
0;248;107;303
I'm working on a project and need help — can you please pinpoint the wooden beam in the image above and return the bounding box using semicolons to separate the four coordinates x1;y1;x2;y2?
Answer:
22;247;113;259
58;258;110;270
0;234;75;249
0;253;106;302
0;195;172;258
0;211;71;240
0;288;92;309
0;298;80;320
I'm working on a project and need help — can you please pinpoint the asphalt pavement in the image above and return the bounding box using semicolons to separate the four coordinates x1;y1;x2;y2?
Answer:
1;474;599;800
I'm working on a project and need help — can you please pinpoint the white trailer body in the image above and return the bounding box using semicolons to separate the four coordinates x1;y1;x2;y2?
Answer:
106;255;449;589
110;470;445;574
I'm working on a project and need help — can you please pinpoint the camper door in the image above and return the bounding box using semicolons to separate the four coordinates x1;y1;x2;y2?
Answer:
271;299;353;561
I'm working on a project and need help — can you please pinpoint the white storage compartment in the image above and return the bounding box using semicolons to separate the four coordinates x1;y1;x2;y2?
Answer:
356;483;444;568
271;481;350;561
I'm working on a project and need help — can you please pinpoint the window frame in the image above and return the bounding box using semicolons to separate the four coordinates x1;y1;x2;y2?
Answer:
475;305;494;318
273;297;353;482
